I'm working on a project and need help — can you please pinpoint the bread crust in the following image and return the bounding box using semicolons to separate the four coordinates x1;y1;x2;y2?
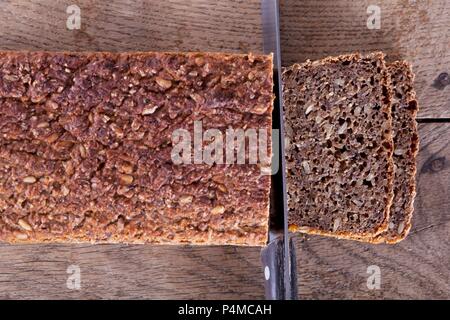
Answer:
0;51;273;246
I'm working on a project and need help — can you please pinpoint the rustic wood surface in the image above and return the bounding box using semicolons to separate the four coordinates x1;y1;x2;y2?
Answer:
0;0;449;299
0;243;264;299
0;0;263;53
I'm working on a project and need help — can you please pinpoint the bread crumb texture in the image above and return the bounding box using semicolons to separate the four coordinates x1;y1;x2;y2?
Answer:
283;52;395;241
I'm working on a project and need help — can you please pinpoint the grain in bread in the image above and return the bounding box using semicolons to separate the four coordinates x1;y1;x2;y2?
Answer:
0;51;273;245
283;52;394;240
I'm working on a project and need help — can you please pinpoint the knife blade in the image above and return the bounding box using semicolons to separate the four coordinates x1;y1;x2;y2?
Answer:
260;0;297;300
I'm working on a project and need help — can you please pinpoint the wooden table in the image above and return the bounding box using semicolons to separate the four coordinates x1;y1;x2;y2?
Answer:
0;0;448;299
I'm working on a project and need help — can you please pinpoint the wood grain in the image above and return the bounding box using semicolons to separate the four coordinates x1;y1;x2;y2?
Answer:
0;0;263;53
280;0;450;119
0;243;264;299
294;123;450;299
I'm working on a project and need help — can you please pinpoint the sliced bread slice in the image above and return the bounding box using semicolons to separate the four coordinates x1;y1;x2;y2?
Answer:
370;61;419;244
283;52;394;240
322;61;419;244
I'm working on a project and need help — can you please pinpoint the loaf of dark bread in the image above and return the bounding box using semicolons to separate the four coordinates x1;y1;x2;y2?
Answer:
370;61;419;243
0;51;273;245
283;52;394;240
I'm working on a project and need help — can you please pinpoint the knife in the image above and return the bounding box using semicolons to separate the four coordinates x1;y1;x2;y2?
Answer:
260;0;297;300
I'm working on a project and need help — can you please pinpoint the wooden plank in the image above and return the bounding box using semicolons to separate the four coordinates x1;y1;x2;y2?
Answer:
0;0;263;53
0;244;264;299
280;0;450;119
294;123;450;299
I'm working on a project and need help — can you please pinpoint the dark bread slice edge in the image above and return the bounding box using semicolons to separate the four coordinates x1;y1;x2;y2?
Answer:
284;52;395;240
339;61;419;244
370;61;419;244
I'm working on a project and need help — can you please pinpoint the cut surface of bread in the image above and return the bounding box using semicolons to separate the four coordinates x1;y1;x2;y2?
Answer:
283;52;394;240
